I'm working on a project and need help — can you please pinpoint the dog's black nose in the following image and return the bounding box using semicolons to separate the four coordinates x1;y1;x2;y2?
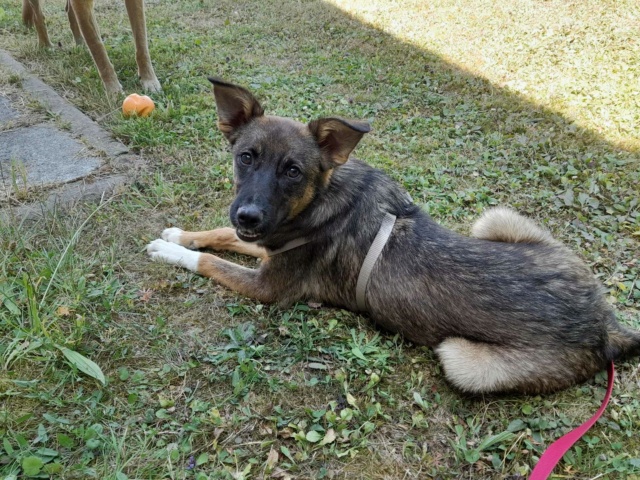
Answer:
237;205;263;229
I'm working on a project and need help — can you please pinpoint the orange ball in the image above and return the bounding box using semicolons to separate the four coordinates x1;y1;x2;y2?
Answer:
122;93;155;117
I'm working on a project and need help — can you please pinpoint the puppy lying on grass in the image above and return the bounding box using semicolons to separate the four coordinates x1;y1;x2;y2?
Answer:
148;78;640;394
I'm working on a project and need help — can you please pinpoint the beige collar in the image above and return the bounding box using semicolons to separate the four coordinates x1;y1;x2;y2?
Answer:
265;212;397;312
355;212;396;311
265;236;312;256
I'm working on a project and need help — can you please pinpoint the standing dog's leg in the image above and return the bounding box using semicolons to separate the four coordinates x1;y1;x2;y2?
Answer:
22;0;34;27
22;0;53;48
69;0;123;95
162;227;267;259
147;240;274;302
65;0;84;46
124;0;161;92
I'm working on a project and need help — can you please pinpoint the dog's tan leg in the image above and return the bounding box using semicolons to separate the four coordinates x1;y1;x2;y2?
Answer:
65;0;84;46
162;227;267;259
69;0;122;95
22;0;34;27
24;0;53;48
147;240;274;302
124;0;161;92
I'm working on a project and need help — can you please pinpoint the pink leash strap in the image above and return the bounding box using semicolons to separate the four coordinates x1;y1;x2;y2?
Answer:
529;361;615;480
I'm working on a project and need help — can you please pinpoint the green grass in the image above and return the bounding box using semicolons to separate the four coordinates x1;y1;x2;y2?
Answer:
1;0;639;478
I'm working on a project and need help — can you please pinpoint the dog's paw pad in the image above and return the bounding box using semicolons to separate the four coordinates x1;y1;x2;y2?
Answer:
162;227;184;244
147;239;200;271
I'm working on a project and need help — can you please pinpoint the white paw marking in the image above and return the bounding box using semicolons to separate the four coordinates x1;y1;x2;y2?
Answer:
147;239;200;272
162;227;184;244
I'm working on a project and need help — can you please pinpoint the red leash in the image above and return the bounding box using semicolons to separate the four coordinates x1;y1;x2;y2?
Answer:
529;361;615;480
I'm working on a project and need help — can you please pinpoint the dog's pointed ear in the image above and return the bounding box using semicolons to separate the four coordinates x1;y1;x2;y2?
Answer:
208;77;264;143
308;117;370;169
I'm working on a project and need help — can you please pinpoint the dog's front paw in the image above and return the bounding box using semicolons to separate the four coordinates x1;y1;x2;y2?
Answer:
162;227;184;244
147;239;200;272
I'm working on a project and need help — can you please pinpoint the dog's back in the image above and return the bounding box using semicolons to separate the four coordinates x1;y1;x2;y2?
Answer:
287;157;639;393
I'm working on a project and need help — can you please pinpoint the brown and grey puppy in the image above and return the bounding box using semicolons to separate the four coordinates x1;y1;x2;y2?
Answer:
147;78;640;394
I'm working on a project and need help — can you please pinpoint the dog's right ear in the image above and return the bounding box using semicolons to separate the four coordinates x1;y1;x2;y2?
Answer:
208;77;264;143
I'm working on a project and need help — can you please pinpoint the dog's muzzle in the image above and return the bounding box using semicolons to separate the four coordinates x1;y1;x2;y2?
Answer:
234;205;266;241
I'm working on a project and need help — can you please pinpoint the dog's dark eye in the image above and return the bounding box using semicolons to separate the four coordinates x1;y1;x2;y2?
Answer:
239;153;252;165
286;166;301;179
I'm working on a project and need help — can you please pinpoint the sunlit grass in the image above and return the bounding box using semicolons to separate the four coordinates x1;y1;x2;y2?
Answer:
328;0;640;150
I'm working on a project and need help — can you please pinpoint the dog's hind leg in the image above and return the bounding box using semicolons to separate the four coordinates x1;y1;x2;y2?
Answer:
435;337;603;394
161;227;267;259
471;207;556;245
23;0;53;48
124;0;161;92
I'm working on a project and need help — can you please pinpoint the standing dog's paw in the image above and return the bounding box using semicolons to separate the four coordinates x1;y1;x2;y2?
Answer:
162;227;184;245
147;239;200;272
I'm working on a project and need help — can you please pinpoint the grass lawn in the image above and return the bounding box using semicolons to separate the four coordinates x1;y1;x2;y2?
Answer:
1;0;639;478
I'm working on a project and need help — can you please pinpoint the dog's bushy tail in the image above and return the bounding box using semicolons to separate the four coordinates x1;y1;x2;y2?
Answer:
435;337;604;394
471;207;557;245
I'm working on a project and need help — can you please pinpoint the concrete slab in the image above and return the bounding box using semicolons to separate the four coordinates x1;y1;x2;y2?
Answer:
0;125;102;186
0;49;142;220
0;50;128;158
0;96;19;123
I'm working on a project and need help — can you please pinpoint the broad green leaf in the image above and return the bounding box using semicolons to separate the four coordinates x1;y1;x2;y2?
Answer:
43;413;69;424
464;449;480;463
507;419;526;432
155;409;170;419
57;434;74;448
306;430;322;443
478;431;515;451
22;456;44;476
118;367;130;381
280;446;294;463
57;346;106;385
86;438;101;449
35;447;58;458
307;362;328;370
0;290;20;315
3;438;14;455
196;452;209;466
351;347;367;361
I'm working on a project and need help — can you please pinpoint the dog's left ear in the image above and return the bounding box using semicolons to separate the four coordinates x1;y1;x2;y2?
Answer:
208;77;264;143
308;117;370;169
